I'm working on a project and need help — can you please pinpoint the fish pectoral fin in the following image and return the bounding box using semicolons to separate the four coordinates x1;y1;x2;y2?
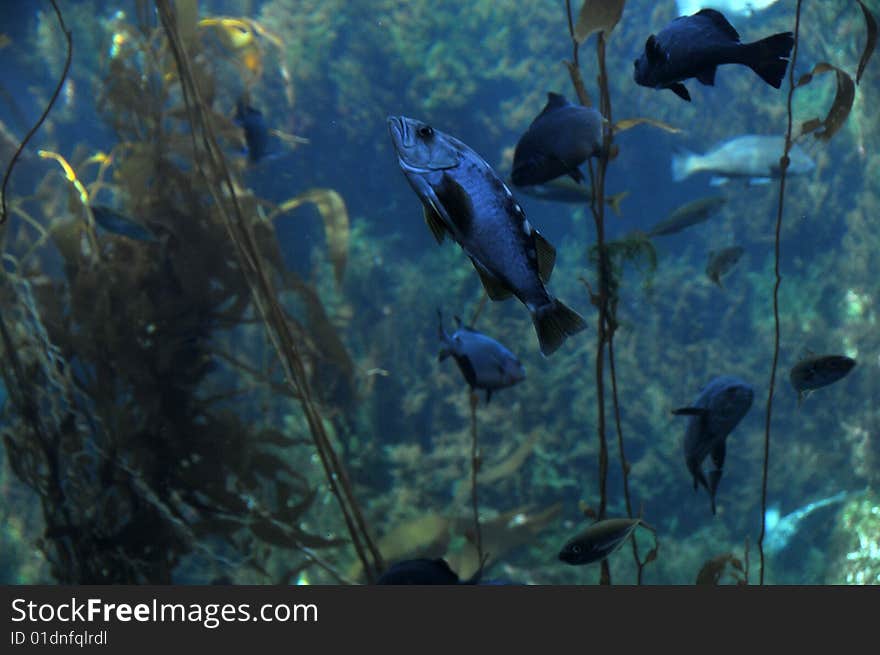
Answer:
423;205;448;244
471;258;513;301
533;231;557;284
696;67;717;86
668;83;691;102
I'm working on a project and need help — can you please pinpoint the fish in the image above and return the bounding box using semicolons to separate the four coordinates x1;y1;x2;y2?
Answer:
672;135;815;185
375;558;481;585
388;115;587;356
558;517;643;565
511;92;604;187
437;310;526;403
676;0;781;18
705;245;745;287
633;9;794;102
513;178;628;215
89;205;158;242
789;353;856;405
645;196;726;238
764;489;864;556
672;375;754;515
234;98;271;163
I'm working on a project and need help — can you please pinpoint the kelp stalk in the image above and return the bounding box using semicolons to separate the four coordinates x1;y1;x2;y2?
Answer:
154;0;383;582
758;0;802;585
0;0;71;227
469;392;484;567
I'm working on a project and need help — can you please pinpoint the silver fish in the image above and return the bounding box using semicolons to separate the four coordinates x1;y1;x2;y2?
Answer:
673;375;754;515
558;518;643;566
789;353;856;405
437;310;525;403
764;489;865;556
511;92;604;186
388;115;587;356
672;134;815;185
677;0;781;19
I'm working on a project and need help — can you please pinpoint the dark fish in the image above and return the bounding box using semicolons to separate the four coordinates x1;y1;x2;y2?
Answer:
376;558;480;585
633;9;794;101
388;115;587;356
89;205;157;242
789;353;856;405
705;245;744;287
672;375;754;515
437;310;525;403
511;92;604;187
646;196;726;238
672;135;815;184
558;518;643;566
513;177;628;215
235;98;270;162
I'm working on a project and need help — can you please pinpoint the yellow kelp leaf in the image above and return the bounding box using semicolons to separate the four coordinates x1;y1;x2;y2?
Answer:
38;150;89;205
198;17;253;50
269;189;349;286
795;62;855;142
347;513;451;581
857;0;877;85
613;116;683;135
574;0;626;43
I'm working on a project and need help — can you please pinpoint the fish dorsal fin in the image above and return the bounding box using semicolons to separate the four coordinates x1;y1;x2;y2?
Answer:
533;230;556;283
695;8;740;42
645;35;665;63
471;257;513;301
535;92;570;121
423;205;448;244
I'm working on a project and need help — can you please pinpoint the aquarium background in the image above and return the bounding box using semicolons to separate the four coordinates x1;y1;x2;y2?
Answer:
0;0;878;585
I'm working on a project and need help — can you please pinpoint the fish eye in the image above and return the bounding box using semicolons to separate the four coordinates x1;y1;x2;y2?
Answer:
571;545;581;553
417;125;434;139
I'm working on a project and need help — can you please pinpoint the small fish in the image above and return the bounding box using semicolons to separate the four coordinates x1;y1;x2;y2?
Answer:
633;9;794;101
89;205;157;242
673;375;754;515
437;311;525;403
388;115;587;356
511;92;604;187
513;178;628;215
235;98;271;163
375;558;481;585
676;0;781;18
764;489;864;556
706;245;744;287
672;135;815;185
558;517;643;566
789;353;856;405
646;196;726;238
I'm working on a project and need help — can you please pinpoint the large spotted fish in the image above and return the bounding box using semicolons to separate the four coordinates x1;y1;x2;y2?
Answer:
388;115;586;356
672;375;754;515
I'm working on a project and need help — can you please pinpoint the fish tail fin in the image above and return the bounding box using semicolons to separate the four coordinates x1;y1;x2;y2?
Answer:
671;149;698;182
740;32;795;89
531;299;587;357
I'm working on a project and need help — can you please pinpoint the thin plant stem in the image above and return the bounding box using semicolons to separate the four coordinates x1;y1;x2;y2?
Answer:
758;0;802;585
469;391;484;567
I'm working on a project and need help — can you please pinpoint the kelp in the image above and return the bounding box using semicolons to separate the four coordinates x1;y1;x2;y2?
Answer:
856;0;877;85
794;63;855;142
695;553;747;586
574;0;626;43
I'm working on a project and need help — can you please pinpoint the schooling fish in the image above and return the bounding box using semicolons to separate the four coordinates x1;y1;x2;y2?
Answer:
235;98;271;163
388;115;587;356
376;558;481;585
706;245;744;287
89;205;158;242
676;0;781;18
672;135;815;185
633;9;794;101
558;518;644;566
672;375;754;515
511;92;604;186
437;310;525;403
789;353;856;405
646;196;726;238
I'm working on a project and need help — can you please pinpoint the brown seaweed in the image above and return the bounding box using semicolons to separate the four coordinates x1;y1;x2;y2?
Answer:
856;0;877;85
